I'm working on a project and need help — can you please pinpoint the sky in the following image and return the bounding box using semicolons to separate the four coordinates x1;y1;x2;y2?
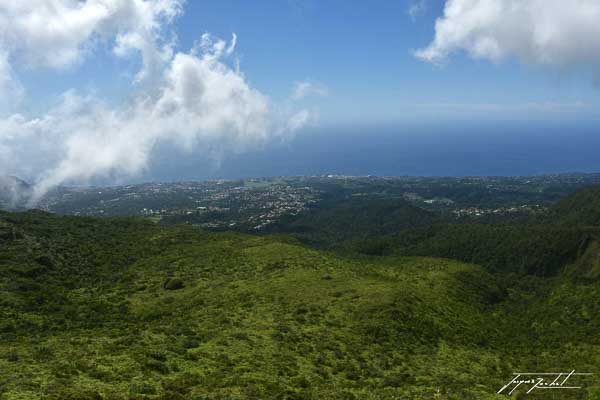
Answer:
2;0;600;197
184;0;600;125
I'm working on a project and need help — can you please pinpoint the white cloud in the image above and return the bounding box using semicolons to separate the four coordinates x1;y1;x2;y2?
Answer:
408;0;427;21
291;80;328;101
0;1;314;204
285;109;317;133
0;0;183;81
0;176;29;207
415;0;600;68
0;34;309;203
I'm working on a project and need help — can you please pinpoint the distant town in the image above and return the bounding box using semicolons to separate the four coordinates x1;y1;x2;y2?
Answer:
18;173;600;231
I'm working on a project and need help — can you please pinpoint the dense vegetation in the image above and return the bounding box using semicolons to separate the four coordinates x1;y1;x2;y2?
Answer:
269;187;600;277
547;185;600;226
266;197;438;248
349;224;598;275
1;186;600;399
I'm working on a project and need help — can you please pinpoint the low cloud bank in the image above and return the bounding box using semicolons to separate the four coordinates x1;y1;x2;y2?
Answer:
0;1;315;205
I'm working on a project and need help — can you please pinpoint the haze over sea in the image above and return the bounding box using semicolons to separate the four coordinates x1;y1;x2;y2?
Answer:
139;121;600;183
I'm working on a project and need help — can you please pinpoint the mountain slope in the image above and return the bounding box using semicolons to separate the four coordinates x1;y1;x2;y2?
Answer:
267;197;439;248
352;223;599;276
0;211;599;399
548;185;600;226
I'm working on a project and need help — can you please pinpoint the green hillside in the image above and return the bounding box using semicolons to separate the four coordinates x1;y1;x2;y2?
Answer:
1;211;600;399
548;185;600;226
267;197;439;248
352;224;599;276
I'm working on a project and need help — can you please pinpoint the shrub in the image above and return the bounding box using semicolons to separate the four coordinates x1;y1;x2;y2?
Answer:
164;278;185;290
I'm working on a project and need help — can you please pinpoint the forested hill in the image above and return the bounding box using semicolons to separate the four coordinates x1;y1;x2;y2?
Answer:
274;186;600;279
1;208;600;399
266;197;440;248
547;184;600;226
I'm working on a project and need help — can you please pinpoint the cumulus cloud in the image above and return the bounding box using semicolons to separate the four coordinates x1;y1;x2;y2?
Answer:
415;0;600;68
0;0;182;81
2;36;303;203
291;80;328;101
0;1;313;204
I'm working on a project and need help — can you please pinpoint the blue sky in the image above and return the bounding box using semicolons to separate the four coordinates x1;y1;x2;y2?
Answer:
18;0;600;124
181;0;600;125
3;0;600;191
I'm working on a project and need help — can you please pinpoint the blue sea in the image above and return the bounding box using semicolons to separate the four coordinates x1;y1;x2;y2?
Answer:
140;120;600;181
